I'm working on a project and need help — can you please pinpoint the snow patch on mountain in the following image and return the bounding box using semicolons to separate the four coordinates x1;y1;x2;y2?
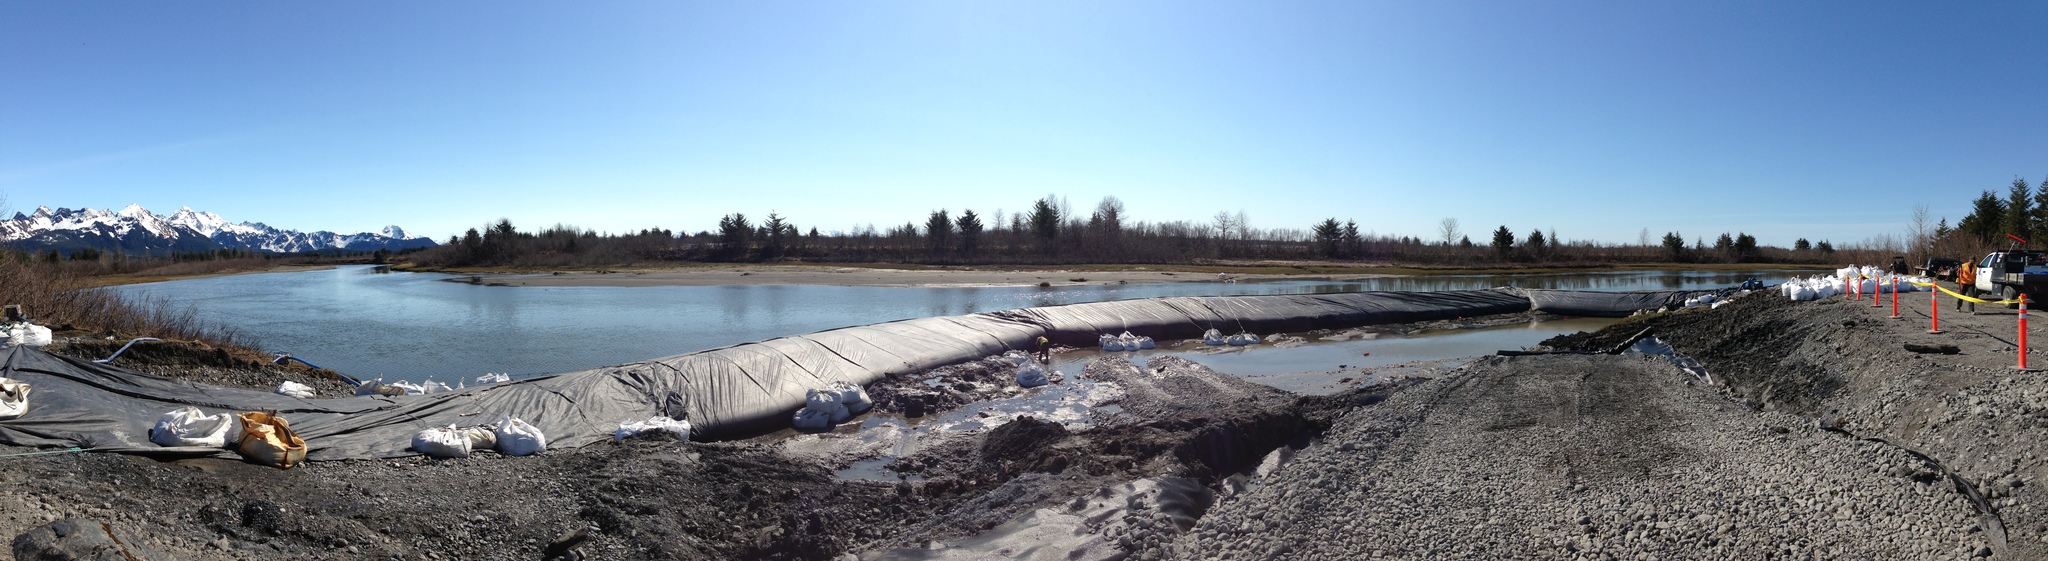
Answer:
3;205;437;254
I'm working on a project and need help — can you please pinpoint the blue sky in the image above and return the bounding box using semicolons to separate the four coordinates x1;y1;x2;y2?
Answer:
3;2;2044;247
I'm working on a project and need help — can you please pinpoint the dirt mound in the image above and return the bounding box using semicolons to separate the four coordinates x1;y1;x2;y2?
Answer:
979;416;1069;466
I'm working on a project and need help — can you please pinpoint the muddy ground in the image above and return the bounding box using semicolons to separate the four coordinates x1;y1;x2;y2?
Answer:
12;290;2044;560
6;334;1367;560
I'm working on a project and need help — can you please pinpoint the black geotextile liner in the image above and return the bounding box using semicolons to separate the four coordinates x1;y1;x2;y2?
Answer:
0;290;1530;459
1521;288;1723;318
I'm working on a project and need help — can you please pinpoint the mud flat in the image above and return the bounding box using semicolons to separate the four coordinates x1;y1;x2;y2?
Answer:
461;264;1329;288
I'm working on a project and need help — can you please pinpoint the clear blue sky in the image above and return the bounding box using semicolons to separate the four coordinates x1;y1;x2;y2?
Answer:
3;2;2044;247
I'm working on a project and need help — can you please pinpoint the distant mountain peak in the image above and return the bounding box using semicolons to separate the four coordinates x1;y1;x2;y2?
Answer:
1;204;438;255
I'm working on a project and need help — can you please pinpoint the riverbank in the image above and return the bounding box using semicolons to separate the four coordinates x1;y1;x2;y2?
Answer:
79;263;339;288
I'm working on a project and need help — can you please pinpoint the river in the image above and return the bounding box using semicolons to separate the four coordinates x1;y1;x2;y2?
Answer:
109;266;1802;382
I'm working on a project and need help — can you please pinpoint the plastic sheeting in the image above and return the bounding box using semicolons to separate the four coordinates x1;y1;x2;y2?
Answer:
0;289;1529;458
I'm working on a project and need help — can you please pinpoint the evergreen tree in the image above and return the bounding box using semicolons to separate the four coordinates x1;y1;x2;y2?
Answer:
1959;190;2006;244
925;209;952;256
2008;177;2035;242
1028;196;1061;253
1312;218;1343;258
1524;229;1547;260
1661;232;1687;262
1342;220;1361;257
955;210;984;256
1491;226;1515;260
763;212;789;258
717;213;753;260
1794;238;1811;251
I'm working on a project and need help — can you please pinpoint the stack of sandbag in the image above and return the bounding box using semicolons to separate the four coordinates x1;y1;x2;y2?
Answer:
791;381;874;430
235;411;306;469
616;416;692;440
0;377;30;420
0;322;52;348
1098;332;1154;352
1226;332;1260;346
1202;328;1227;346
149;406;240;447
475;372;511;384
274;381;316;399
1780;276;1844;301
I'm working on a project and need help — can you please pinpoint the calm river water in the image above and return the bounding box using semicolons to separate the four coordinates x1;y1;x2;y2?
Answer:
110;266;1803;381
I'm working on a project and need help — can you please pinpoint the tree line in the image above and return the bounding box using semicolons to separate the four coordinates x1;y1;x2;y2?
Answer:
405;195;1842;269
1929;175;2048;260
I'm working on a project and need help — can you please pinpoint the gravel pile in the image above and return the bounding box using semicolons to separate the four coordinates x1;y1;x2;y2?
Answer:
1546;289;2048;556
1170;354;1989;560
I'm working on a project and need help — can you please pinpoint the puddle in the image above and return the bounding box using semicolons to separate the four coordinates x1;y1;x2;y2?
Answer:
1057;316;1620;395
835;456;927;483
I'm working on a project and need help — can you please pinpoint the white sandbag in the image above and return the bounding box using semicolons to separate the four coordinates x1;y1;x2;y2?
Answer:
0;377;28;420
825;381;873;416
1000;350;1032;366
1202;329;1226;346
274;381;316;399
1099;334;1124;352
475;372;510;384
411;425;472;458
1136;336;1156;350
1116;332;1140;352
1017;362;1050;388
805;387;851;423
148;406;240;448
0;323;52;348
792;407;835;430
464;426;497;450
493;416;547;456
422;380;454;394
1227;332;1258;346
616;416;693;440
354;378;407;397
388;381;427;395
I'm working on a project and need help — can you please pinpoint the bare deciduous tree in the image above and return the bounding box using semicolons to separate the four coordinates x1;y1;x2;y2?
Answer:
1439;218;1460;246
1909;203;1932;261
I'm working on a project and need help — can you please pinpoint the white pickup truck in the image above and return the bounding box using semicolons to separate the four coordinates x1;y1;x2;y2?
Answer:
1974;250;2048;307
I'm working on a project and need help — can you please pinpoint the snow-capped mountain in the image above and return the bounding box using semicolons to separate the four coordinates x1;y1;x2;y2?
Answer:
3;205;438;255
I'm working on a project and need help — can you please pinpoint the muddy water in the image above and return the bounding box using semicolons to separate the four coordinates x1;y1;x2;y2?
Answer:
113;265;1772;380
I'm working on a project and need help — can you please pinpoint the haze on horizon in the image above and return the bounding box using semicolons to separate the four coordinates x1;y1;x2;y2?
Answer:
3;2;2044;248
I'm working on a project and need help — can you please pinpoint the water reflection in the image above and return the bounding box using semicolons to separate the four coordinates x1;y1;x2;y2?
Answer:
112;266;1800;380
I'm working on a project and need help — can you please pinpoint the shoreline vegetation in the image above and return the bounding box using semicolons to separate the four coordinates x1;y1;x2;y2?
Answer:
399;196;1893;273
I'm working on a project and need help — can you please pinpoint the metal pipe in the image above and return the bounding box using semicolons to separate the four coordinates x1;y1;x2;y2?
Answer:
92;338;160;364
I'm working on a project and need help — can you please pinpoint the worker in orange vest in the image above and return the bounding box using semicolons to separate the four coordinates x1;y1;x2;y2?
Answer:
1956;261;1978;313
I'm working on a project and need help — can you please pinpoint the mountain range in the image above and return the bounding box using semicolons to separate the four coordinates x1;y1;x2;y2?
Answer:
0;205;438;256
